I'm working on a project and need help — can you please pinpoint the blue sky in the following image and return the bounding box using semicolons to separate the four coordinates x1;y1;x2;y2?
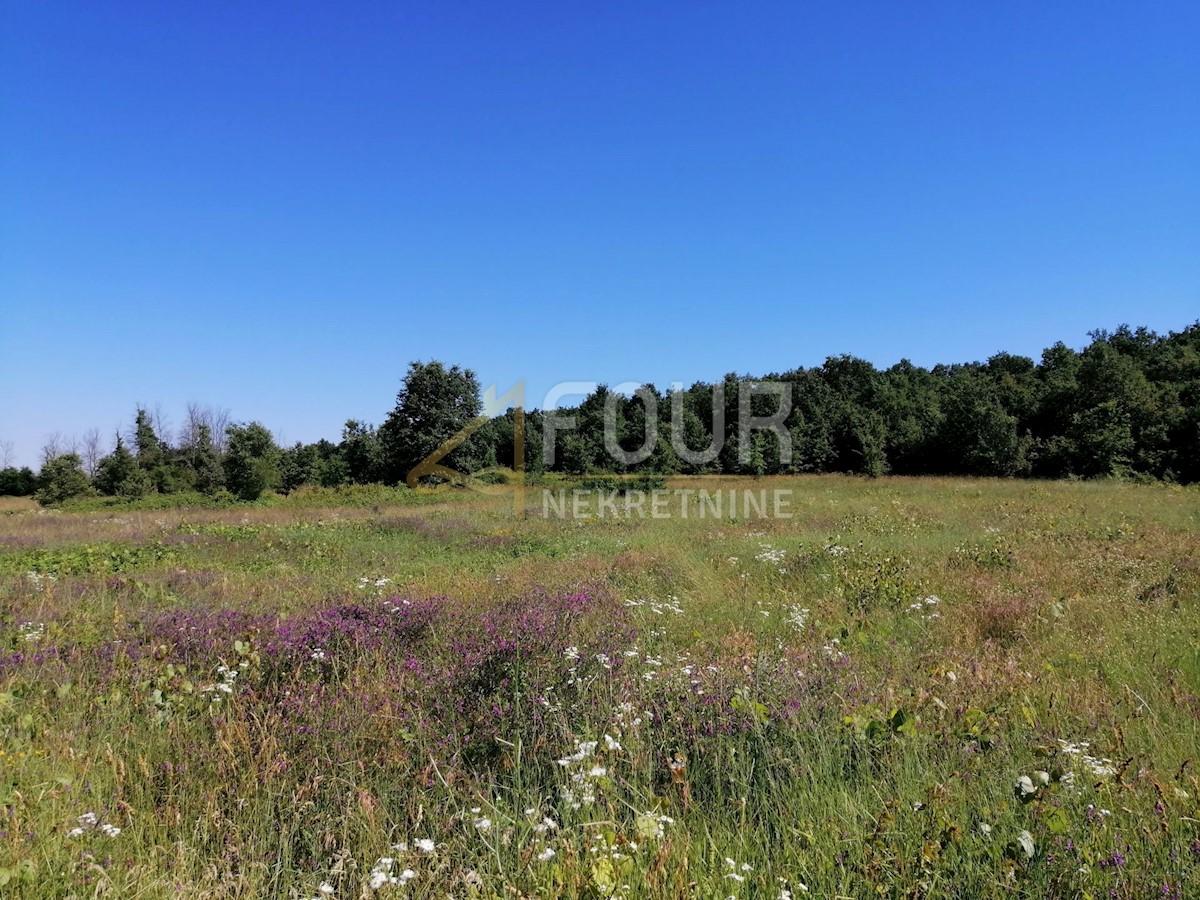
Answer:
2;2;1197;467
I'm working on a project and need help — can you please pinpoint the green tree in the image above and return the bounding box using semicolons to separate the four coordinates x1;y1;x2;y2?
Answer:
880;360;943;475
1030;342;1082;476
223;423;281;501
133;409;168;470
280;442;328;493
35;454;92;505
935;371;1028;476
94;437;150;497
1070;341;1155;477
340;420;384;484
0;466;38;496
379;362;483;484
186;424;226;495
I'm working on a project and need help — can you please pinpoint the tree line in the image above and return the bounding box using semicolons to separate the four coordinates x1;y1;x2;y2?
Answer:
4;322;1198;504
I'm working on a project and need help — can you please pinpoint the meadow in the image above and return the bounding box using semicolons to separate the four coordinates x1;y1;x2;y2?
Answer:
1;475;1198;899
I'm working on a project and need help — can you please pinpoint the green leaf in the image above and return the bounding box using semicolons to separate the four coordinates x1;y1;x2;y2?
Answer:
1044;808;1070;835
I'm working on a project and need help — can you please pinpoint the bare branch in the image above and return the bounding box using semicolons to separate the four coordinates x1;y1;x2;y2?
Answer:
181;403;231;452
41;433;61;464
81;428;106;478
151;403;173;448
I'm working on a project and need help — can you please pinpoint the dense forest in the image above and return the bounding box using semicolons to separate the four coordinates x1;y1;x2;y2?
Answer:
4;322;1198;503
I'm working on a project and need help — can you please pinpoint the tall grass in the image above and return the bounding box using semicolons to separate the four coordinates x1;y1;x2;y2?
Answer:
1;475;1198;897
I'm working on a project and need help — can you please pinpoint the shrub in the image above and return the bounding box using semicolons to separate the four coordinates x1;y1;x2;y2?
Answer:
34;454;92;505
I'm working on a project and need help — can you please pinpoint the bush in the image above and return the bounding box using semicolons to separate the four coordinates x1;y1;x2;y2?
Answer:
0;466;37;497
34;454;92;505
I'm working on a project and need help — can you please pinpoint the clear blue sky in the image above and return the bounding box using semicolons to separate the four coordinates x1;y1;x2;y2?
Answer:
2;2;1197;467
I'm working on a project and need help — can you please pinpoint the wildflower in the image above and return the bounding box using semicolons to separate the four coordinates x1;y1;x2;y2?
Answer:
26;572;57;591
823;638;847;662
1034;770;1051;786
67;827;86;838
1085;804;1113;821
414;838;435;853
557;739;598;767
1056;738;1117;777
473;816;492;831
755;544;786;566
537;847;556;862
367;855;414;889
1015;775;1037;798
99;823;121;837
318;883;335;896
563;646;581;661
785;606;810;631
604;734;621;751
78;812;98;826
978;822;992;837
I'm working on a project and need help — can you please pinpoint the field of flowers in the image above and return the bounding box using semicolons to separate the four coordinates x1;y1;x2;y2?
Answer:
1;476;1199;898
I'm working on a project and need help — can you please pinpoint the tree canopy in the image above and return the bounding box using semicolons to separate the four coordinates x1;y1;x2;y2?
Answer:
5;321;1198;503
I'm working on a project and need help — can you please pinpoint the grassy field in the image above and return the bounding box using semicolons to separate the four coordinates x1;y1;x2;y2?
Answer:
2;475;1199;898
